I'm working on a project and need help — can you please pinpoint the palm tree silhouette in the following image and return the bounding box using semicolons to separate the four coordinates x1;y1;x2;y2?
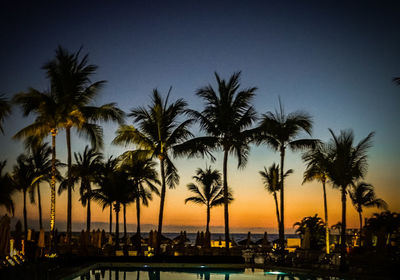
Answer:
255;99;317;251
259;163;292;231
113;88;193;254
119;151;160;251
13;89;64;245
349;182;387;240
175;72;256;251
185;166;233;234
59;145;103;232
0;94;11;134
0;161;15;215
12;154;36;239
326;129;374;271
302;143;331;253
43;46;124;243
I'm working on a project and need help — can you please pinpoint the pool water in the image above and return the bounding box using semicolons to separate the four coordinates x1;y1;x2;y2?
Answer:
71;267;346;280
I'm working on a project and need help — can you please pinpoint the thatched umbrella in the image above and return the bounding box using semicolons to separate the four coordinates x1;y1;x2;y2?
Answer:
238;232;255;248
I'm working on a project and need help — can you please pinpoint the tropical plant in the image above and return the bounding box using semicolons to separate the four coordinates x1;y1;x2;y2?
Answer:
119;151;160;249
349;182;387;236
302;143;331;253
13;89;64;242
42;46;124;242
259;163;292;231
255;100;317;250
175;72;257;251
59;145;103;232
113;88;193;254
365;211;400;249
0;161;15;215
0;94;11;134
326;129;374;271
294;214;326;250
12;155;36;238
185;166;233;234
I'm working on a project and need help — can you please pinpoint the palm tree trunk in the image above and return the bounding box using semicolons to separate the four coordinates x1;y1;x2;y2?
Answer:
123;203;127;240
50;129;57;250
340;187;347;272
358;210;363;246
322;179;330;254
279;147;285;251
223;149;230;253
109;205;113;234
206;203;210;234
136;197;142;254
66;127;72;244
156;158;166;255
115;203;120;248
37;183;43;229
23;189;27;239
273;192;280;229
86;199;91;232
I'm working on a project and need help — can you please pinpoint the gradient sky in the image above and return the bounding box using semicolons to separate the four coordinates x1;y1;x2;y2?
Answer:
1;0;399;233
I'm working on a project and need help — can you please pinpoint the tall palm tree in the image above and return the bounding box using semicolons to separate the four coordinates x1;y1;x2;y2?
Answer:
302;143;331;253
13;89;65;247
59;145;103;232
43;46;125;242
0;94;11;134
175;72;257;251
0;161;15;215
259;163;293;231
119;151;160;247
185;166;233;234
113;88;193;254
326;129;374;271
255;100;317;251
349;182;387;238
12;155;36;238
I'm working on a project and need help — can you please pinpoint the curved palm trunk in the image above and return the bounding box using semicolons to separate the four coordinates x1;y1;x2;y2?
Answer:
136;197;142;254
223;149;230;252
66;127;72;244
358;210;363;246
115;203;120;248
86;199;91;232
23;189;28;239
50;130;57;250
37;183;43;229
109;205;113;234
206;203;210;234
273;192;280;229
123;204;127;240
340;187;347;272
156;158;166;255
322;180;330;254
279;147;285;251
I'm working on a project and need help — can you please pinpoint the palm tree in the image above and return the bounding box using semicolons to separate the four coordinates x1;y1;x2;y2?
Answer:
293;214;326;250
255;100;317;251
259;163;293;231
0;94;11;134
302;143;331;253
185;166;233;234
12;154;36;238
13;89;64;247
113;88;193;254
349;182;387;238
59;145;103;232
43;46;124;242
0;161;15;215
175;72;257;251
326;129;374;271
119;152;160;250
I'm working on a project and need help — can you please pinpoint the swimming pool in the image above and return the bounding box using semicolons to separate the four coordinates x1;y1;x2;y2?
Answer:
67;265;349;280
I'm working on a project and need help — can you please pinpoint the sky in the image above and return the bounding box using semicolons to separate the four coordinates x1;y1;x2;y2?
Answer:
0;0;399;234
